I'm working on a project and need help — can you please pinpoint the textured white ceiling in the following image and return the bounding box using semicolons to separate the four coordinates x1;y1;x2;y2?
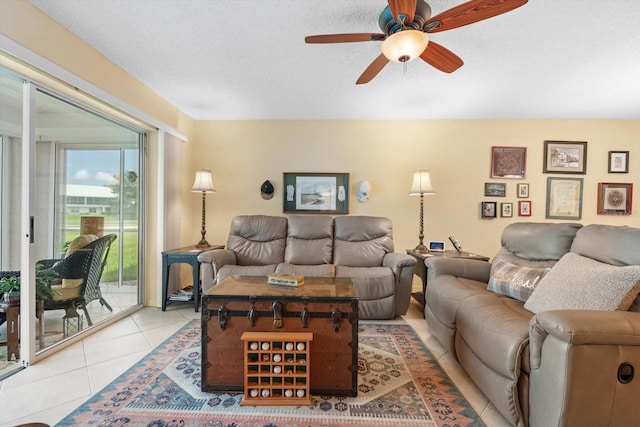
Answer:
26;0;640;120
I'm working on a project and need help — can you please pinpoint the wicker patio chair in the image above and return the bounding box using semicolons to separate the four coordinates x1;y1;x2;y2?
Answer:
43;233;117;326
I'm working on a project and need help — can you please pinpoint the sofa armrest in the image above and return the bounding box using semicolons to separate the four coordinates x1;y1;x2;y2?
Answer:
425;257;491;283
528;310;640;427
198;249;237;291
382;252;416;275
529;310;640;370
383;252;417;315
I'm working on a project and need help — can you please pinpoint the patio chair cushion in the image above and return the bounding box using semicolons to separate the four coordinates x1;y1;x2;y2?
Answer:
52;234;97;299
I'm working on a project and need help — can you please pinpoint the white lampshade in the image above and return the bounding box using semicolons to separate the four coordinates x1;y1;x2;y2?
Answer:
409;170;435;195
191;169;216;193
382;30;429;63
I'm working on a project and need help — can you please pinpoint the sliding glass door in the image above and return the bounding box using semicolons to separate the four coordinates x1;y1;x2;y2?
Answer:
0;67;145;367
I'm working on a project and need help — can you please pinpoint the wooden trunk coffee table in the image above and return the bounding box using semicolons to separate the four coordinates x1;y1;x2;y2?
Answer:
201;275;359;396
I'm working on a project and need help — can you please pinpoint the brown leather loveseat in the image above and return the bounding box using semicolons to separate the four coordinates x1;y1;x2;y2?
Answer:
198;214;416;319
424;223;640;426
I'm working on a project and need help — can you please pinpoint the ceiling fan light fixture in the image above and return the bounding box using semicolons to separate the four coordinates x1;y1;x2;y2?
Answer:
381;30;429;63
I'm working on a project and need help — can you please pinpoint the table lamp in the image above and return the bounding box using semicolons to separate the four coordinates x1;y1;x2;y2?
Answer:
409;170;435;252
192;169;216;248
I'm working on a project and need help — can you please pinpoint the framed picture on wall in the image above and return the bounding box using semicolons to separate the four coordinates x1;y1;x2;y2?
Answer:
517;183;529;198
484;182;506;197
543;141;587;174
481;201;497;218
608;151;629;173
283;172;349;214
490;146;526;179
546;177;583;220
597;182;633;215
501;202;513;218
518;200;532;216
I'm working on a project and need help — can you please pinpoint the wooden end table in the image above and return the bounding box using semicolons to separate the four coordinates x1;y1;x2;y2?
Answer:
161;244;223;312
407;249;490;306
0;300;45;360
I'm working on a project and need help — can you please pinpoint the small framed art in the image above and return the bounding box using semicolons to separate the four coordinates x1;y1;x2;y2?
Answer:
283;172;349;214
490;146;526;179
517;183;529;198
543;141;587;174
484;182;506;197
546;177;583;220
481;201;497;218
518;200;532;216
597;182;633;215
608;151;629;173
501;202;513;218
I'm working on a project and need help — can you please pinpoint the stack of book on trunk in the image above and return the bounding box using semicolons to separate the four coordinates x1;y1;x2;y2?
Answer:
267;273;304;287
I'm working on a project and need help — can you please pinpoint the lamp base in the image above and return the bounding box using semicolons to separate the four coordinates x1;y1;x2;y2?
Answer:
413;243;429;253
196;240;210;248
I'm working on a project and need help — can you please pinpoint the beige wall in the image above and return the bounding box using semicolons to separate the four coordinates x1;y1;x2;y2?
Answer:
188;120;639;258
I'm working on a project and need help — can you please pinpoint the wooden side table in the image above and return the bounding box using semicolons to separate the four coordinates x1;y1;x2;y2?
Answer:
0;302;20;360
406;249;490;306
161;244;223;312
0;300;46;359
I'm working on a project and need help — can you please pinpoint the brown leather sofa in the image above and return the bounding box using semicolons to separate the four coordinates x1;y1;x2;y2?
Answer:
198;214;416;319
424;223;640;427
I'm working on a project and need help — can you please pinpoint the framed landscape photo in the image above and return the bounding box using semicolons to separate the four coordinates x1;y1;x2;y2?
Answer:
546;177;583;220
597;182;633;215
501;202;513;218
490;146;526;179
608;151;629;173
543;141;587;174
481;201;497;218
484;182;506;197
283;172;349;214
518;200;532;216
517;183;529;198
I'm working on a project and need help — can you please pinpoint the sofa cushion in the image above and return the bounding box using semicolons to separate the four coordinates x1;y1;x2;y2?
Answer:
524;252;640;314
51;234;98;300
333;216;394;267
425;276;492;329
570;224;640;266
276;263;335;277
488;259;550;302
284;215;333;265
226;215;287;266
335;266;394;300
455;294;533;427
457;293;533;377
500;222;582;261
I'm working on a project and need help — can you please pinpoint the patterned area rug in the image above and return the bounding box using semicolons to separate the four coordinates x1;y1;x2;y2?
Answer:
56;320;484;427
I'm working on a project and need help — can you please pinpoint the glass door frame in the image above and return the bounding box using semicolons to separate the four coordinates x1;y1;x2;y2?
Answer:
16;81;147;365
19;80;38;363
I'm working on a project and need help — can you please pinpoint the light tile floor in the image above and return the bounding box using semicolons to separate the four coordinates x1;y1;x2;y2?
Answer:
0;287;511;427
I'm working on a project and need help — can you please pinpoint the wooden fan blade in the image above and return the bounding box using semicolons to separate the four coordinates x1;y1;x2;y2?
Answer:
305;33;385;44
419;41;464;73
424;0;527;33
388;0;417;24
356;54;390;85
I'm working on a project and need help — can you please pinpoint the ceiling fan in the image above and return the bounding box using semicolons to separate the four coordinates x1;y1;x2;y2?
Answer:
305;0;528;84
